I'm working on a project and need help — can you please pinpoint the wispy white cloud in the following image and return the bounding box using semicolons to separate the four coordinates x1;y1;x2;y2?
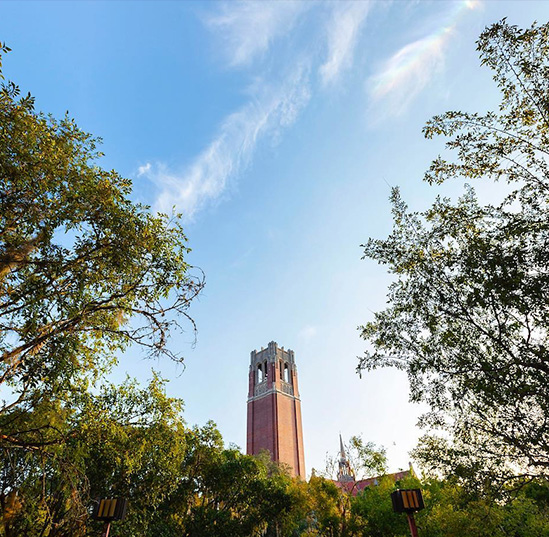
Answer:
149;64;311;219
137;162;151;177
204;1;307;68
143;1;381;219
319;1;372;86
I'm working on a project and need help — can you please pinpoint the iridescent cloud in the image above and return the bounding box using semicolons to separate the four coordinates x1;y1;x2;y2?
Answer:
368;1;481;116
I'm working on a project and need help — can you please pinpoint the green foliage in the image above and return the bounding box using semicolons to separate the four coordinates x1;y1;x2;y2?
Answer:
0;376;188;536
359;20;549;486
305;475;343;536
0;377;309;537
77;376;188;536
348;436;387;480
0;44;204;450
416;477;549;537
350;476;414;537
347;474;549;537
132;421;307;537
0;45;203;536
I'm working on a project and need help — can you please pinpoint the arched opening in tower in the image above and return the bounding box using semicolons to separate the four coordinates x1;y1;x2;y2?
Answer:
283;363;290;383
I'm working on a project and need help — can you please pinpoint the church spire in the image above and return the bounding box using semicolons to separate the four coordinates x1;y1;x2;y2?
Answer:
337;434;355;483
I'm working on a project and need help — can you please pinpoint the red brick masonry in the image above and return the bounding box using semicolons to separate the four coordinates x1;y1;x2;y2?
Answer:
246;342;305;478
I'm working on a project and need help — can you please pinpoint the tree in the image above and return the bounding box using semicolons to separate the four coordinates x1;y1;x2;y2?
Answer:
0;375;190;537
0;378;309;537
416;477;549;537
350;474;549;537
179;440;302;536
143;425;307;537
346;436;387;481
304;475;343;537
0;42;203;450
0;42;204;536
359;20;549;486
318;436;388;537
349;475;417;537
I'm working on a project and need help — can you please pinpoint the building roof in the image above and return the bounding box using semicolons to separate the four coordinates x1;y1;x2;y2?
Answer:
335;469;413;496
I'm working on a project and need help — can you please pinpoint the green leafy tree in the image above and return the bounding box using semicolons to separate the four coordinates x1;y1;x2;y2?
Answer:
304;475;343;537
0;43;204;536
318;436;387;537
324;436;387;485
148;427;306;537
359;20;549;486
346;436;387;481
417;477;549;537
349;475;417;537
0;42;203;450
0;376;190;537
78;376;189;537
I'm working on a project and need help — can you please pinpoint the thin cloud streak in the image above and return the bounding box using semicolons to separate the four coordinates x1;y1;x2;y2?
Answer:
319;1;372;86
149;1;475;219
204;1;307;68
151;65;311;220
148;1;372;220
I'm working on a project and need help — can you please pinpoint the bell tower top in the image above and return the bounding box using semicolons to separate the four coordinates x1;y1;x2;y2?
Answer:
250;340;295;365
248;340;299;399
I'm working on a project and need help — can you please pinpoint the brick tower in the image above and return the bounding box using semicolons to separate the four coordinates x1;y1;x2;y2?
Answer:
246;341;305;478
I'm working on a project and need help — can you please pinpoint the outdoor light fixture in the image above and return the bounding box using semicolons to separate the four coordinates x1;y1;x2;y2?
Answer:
92;497;128;537
391;489;424;537
391;488;424;512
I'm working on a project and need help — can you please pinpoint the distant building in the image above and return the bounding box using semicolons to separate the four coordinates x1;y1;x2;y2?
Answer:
337;433;356;483
335;435;413;495
246;341;306;478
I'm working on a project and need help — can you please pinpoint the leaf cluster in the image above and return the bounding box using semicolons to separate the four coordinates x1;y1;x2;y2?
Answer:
0;44;203;453
359;20;549;487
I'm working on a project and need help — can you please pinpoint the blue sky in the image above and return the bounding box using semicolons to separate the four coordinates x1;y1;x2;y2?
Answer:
3;0;549;476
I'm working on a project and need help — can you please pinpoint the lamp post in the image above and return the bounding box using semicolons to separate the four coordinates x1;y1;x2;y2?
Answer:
390;489;424;537
92;497;128;537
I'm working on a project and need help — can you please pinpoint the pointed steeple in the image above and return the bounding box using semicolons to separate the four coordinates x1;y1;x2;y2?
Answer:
337;434;355;483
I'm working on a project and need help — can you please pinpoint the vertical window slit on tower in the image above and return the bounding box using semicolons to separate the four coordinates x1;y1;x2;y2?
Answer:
257;364;263;383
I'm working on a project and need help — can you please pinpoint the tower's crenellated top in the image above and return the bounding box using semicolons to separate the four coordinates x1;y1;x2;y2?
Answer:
248;341;299;399
250;340;295;366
